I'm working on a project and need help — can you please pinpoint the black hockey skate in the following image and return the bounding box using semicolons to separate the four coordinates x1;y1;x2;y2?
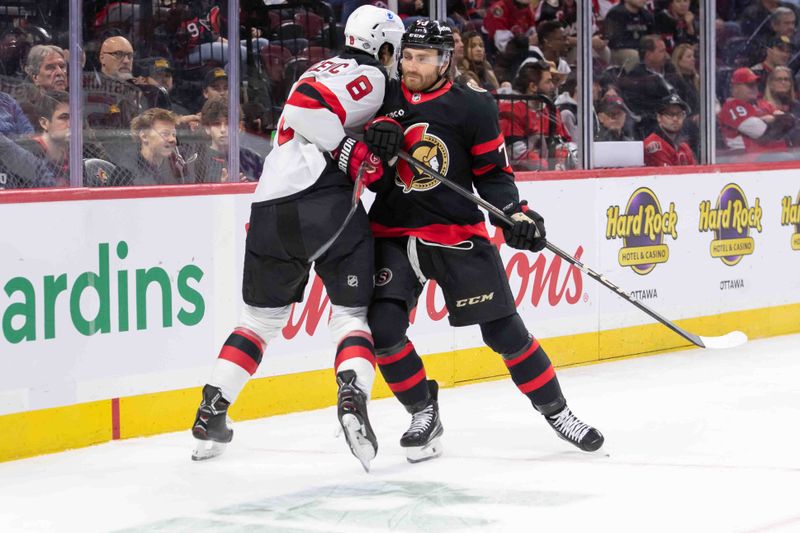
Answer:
401;380;444;463
337;370;378;472
191;384;233;461
545;406;604;452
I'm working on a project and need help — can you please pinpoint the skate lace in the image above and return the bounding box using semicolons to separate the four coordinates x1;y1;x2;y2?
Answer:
408;404;435;435
550;408;590;443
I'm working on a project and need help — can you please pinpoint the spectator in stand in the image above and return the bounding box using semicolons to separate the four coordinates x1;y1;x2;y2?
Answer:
644;93;696;166
595;95;636;141
0;91;34;137
0;91;57;189
202;67;229;110
517;20;572;84
188;97;263;183
719;67;795;157
25;45;68;92
764;66;800;115
667;44;700;118
499;61;570;169
752;35;793;91
654;0;698;52
555;71;579;141
619;35;675;137
483;0;537;54
604;0;655;69
739;0;799;41
117;108;193;185
99;36;136;82
763;66;800;143
23;90;71;186
460;31;500;90
452;28;465;75
749;6;800;64
399;0;458;29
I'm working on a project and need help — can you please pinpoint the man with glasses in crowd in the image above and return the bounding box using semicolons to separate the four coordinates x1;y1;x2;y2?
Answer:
644;93;696;166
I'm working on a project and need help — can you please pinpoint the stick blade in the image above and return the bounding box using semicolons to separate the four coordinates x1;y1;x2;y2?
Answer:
698;330;748;350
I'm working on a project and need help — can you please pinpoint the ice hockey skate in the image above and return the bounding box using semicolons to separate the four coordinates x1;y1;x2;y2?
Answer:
545;406;604;452
191;385;234;461
401;380;444;463
337;370;378;472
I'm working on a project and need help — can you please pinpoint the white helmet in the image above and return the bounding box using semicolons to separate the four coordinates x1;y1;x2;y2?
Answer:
344;5;404;65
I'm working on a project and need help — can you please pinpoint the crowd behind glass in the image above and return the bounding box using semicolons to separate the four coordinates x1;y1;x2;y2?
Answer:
0;0;797;189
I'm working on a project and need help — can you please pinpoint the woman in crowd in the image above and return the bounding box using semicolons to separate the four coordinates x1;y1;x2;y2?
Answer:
460;31;499;91
666;43;700;154
764;66;800;145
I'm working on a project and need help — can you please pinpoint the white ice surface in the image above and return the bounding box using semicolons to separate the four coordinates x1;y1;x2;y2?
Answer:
1;334;799;533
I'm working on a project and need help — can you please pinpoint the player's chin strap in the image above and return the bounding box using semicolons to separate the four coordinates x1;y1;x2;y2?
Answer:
396;150;748;351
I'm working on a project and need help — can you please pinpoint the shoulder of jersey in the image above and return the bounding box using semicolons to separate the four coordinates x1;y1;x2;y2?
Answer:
452;82;498;114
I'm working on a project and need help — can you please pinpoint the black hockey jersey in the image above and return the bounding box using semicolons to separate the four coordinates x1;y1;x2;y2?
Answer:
369;80;518;245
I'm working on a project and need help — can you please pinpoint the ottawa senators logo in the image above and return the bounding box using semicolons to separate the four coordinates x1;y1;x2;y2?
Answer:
395;123;449;193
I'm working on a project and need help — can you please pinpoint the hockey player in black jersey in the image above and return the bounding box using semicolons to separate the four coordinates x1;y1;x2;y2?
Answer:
367;20;604;463
190;6;406;471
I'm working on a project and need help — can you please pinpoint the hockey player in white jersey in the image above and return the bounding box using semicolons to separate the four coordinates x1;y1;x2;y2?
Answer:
191;6;405;471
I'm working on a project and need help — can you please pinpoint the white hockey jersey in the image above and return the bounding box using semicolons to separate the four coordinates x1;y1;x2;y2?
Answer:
253;53;388;203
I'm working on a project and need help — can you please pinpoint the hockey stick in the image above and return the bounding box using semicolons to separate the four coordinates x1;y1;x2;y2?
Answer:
308;161;368;263
397;151;747;350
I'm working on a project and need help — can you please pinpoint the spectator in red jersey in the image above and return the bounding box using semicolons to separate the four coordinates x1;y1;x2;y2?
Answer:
718;67;796;156
644;93;696;166
483;0;537;53
499;60;570;169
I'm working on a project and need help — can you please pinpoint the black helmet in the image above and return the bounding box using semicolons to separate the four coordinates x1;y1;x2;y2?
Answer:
402;19;455;52
657;93;690;113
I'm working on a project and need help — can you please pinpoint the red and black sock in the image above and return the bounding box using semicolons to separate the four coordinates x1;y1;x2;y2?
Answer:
503;337;565;415
376;338;429;411
218;327;265;376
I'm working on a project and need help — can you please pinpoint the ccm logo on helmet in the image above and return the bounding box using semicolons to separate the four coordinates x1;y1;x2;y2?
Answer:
455;292;494;307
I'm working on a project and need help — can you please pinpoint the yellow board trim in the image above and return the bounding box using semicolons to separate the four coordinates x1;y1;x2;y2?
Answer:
3;303;799;463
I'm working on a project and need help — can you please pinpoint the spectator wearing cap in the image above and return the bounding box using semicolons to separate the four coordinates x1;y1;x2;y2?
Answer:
201;67;229;111
603;0;655;68
596;95;635;141
483;0;537;54
460;31;500;91
644;94;696;166
718;67;795;156
141;57;175;95
516;21;572;85
752;35;793;91
619;35;675;137
654;0;698;53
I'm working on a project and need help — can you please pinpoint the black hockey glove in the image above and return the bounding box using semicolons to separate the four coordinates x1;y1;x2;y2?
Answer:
502;200;547;252
364;117;404;162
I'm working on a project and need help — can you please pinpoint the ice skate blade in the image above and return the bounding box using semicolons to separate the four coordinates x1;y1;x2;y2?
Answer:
341;414;376;472
405;437;443;464
191;438;227;461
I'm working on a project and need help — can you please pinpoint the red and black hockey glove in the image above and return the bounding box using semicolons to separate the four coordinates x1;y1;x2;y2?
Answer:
502;200;547;252
364;117;404;162
334;136;384;186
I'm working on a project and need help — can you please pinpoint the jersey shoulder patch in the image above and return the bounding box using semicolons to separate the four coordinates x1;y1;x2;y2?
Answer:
646;140;661;153
466;79;487;92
